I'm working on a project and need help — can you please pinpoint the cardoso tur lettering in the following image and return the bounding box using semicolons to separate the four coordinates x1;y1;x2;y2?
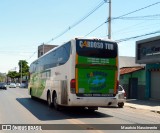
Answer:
79;41;114;50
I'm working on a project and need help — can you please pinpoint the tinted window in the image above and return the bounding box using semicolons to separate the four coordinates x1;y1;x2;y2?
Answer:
30;42;71;73
76;39;117;58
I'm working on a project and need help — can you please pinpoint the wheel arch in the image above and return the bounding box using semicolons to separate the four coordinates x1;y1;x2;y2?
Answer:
29;87;32;95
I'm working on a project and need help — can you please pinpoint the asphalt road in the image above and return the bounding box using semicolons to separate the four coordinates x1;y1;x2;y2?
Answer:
0;87;160;133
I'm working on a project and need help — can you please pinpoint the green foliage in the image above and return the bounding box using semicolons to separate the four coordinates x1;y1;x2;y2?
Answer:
7;71;18;78
7;60;29;81
0;73;5;82
18;60;29;76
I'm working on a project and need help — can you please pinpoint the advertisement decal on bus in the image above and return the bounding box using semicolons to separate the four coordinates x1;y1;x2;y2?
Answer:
76;39;118;97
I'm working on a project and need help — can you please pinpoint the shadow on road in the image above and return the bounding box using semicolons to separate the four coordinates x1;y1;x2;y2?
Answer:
16;98;113;121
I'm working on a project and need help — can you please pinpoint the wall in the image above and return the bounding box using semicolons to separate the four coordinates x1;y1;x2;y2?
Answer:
120;69;146;99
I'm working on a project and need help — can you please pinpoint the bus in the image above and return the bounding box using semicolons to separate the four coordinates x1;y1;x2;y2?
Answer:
29;38;119;111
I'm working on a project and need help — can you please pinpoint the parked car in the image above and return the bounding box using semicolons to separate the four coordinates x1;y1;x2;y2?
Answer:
0;82;7;90
16;83;21;87
9;83;16;88
20;83;28;88
116;85;126;108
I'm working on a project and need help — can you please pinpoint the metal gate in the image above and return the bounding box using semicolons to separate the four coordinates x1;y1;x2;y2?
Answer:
129;78;138;99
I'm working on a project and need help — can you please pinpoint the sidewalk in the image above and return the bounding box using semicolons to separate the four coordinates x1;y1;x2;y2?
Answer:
124;99;160;114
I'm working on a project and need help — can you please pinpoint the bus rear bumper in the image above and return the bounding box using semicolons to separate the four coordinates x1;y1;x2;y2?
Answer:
68;96;118;107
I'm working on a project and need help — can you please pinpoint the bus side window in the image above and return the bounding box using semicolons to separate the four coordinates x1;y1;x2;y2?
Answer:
62;42;71;63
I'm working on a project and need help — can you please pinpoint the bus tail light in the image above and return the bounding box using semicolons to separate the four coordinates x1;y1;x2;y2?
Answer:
124;91;127;97
116;80;119;94
70;79;76;94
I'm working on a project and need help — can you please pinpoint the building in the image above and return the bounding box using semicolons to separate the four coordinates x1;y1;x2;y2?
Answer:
38;44;57;58
119;56;145;99
136;36;160;100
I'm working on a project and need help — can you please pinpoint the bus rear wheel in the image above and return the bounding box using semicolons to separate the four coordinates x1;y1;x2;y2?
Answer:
47;92;53;108
30;89;35;99
53;93;60;110
118;102;124;108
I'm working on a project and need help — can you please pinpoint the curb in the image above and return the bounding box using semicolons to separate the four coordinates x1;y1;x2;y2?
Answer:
125;105;160;114
125;105;136;109
151;110;160;114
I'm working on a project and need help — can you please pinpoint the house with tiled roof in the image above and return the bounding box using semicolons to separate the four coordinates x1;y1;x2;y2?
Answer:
119;56;146;100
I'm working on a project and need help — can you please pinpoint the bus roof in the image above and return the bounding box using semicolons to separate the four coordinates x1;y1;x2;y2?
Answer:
74;37;117;43
31;37;117;65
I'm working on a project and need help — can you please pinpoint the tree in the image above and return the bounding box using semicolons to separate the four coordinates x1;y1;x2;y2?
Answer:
0;73;6;82
7;60;29;83
7;71;18;82
18;60;29;82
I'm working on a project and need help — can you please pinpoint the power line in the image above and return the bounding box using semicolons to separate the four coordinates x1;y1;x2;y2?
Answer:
115;14;160;20
85;1;160;36
85;21;107;37
27;1;106;62
112;21;160;37
27;1;107;61
27;51;37;61
113;2;160;20
27;1;160;62
46;0;106;44
116;30;160;43
112;21;146;35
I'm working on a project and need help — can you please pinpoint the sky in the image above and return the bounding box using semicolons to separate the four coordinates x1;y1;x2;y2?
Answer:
0;0;160;73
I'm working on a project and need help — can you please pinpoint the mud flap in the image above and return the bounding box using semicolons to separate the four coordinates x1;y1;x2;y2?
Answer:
61;80;68;105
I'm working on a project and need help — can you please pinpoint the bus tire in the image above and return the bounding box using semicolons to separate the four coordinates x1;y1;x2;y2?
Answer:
47;92;53;108
118;102;124;108
53;93;59;110
30;89;35;99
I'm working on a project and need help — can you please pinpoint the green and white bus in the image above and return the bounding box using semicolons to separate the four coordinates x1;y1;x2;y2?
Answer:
29;38;119;111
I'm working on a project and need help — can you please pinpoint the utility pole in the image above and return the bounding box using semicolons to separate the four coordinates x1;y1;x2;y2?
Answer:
21;61;22;84
108;0;111;39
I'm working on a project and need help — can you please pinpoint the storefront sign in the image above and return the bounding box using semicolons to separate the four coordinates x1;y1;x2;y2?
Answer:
136;36;160;64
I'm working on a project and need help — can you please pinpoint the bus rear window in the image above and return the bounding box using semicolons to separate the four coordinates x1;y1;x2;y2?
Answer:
76;39;117;58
